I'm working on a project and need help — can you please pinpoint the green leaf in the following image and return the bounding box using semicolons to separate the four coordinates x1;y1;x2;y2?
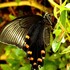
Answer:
39;67;44;70
19;64;31;70
60;10;67;27
53;7;58;19
59;62;66;69
1;64;12;70
12;48;26;61
7;59;20;65
53;29;61;37
44;60;57;70
65;3;70;9
4;45;15;56
5;45;26;60
13;48;26;57
6;59;20;70
52;37;62;52
9;14;16;20
61;37;65;43
60;46;70;54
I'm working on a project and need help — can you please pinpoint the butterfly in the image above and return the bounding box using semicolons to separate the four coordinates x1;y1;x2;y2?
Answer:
0;13;52;70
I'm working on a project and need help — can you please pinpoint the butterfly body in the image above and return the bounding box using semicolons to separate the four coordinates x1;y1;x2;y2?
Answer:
0;15;51;70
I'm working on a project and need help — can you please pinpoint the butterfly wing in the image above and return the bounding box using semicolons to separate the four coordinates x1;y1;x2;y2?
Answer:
0;15;52;70
0;15;42;48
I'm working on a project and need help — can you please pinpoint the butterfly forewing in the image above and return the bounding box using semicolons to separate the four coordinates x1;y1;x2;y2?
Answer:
0;15;42;48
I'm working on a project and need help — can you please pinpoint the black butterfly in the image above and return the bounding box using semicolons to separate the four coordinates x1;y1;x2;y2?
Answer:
0;14;52;70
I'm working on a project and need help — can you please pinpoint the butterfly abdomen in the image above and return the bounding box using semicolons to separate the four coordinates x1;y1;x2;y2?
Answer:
24;21;46;70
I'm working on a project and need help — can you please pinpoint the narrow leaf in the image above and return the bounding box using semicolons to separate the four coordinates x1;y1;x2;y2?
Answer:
1;64;12;70
44;60;57;70
19;65;31;70
65;3;70;9
52;37;62;52
60;46;70;54
60;10;67;27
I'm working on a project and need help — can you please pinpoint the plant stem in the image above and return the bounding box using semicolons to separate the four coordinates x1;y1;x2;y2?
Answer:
0;1;51;13
48;0;60;8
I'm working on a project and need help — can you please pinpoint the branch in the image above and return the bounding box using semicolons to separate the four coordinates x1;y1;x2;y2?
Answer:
0;21;6;28
48;0;60;8
0;1;51;13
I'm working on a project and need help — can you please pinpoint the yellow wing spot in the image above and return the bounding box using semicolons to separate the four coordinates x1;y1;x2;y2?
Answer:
29;57;34;61
38;65;41;68
33;62;37;65
27;51;32;55
37;58;42;62
42;57;45;59
41;50;45;54
25;44;29;48
25;35;30;39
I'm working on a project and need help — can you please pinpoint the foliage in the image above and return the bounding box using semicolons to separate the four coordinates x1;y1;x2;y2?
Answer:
0;45;31;70
9;14;16;20
0;0;70;70
52;0;70;53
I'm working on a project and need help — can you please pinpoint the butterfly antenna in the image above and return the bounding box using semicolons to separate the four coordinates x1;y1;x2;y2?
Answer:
43;12;52;25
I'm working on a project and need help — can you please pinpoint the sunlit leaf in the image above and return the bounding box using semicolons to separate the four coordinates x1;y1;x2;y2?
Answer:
13;48;26;57
19;64;31;70
53;29;61;37
5;45;16;52
60;10;67;27
61;0;67;7
1;64;12;70
7;59;20;65
67;27;70;33
49;53;61;60
61;37;65;43
60;46;70;54
6;59;20;70
59;61;66;69
52;37;62;52
53;7;58;19
66;64;70;70
9;14;16;20
44;60;57;70
65;3;70;9
65;53;70;59
39;67;44;70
